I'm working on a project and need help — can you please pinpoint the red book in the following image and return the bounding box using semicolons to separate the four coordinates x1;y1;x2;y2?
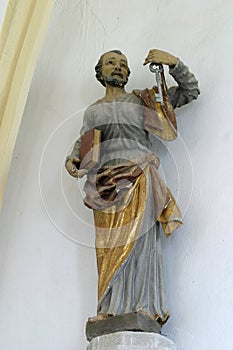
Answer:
79;128;101;170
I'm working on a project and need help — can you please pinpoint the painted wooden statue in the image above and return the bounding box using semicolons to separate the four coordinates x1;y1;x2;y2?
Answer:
65;49;200;328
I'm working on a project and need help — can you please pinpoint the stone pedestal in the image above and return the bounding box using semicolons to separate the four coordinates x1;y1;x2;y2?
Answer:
87;331;176;350
86;312;161;341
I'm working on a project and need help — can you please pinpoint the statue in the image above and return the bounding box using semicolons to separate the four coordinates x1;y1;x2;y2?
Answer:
65;49;200;334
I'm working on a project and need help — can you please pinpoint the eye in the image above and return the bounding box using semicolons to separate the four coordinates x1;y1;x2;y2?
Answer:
107;60;113;65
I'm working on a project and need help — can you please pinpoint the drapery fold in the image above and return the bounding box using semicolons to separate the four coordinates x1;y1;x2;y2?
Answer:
0;0;55;209
83;155;183;303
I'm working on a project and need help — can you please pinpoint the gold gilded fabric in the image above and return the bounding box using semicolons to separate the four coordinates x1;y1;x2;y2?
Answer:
133;86;177;141
94;171;147;302
157;188;183;236
83;155;183;303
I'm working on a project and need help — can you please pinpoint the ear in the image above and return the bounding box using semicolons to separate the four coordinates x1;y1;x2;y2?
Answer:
100;77;106;87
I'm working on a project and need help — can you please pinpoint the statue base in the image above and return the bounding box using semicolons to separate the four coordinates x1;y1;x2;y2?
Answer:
86;312;161;341
87;331;176;350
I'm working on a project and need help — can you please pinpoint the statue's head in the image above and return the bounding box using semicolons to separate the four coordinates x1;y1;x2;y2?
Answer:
95;50;131;87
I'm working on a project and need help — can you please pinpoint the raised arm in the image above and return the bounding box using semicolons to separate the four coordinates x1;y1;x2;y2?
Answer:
144;49;200;108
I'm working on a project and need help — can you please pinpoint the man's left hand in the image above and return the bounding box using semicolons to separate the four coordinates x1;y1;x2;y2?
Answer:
143;49;177;67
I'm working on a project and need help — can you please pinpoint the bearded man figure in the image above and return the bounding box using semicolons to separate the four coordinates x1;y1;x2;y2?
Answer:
65;49;200;333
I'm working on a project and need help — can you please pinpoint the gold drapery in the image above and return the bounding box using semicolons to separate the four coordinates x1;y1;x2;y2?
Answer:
83;156;183;304
94;171;147;302
0;0;55;210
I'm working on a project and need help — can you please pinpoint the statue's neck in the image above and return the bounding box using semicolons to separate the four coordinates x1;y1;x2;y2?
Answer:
103;85;127;101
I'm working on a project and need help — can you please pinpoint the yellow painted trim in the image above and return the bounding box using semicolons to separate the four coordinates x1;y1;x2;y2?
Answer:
0;0;55;210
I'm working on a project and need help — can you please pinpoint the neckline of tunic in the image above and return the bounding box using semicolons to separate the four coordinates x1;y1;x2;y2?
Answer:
95;93;132;104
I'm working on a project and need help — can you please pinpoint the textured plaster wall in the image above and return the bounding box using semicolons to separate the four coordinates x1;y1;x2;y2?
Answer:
0;1;233;349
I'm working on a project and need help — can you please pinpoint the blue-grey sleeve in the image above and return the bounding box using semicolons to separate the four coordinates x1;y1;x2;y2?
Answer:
66;107;94;161
168;59;200;108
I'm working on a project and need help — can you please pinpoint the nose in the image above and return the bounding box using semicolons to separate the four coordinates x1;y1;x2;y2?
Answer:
114;63;121;71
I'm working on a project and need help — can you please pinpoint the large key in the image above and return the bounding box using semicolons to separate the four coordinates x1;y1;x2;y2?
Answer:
149;63;164;106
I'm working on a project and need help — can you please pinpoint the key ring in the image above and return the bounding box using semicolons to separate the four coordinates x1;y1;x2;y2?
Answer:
149;63;163;73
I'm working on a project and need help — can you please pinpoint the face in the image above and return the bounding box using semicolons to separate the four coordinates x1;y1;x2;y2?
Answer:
101;52;129;87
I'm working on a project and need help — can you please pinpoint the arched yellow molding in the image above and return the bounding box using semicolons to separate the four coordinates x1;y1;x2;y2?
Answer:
0;0;56;210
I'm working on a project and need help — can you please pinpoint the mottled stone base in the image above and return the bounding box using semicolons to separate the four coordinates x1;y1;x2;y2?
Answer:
86;312;161;341
87;331;176;350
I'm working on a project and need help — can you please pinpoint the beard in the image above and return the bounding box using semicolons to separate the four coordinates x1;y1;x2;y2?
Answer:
103;73;128;87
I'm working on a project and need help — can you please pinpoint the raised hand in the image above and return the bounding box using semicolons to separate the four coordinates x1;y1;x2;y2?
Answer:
143;49;177;67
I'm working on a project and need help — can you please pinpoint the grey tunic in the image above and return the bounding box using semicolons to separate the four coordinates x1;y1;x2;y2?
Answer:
67;59;200;163
67;59;200;321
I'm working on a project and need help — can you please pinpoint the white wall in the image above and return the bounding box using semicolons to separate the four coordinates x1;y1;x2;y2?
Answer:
0;1;233;349
0;0;7;28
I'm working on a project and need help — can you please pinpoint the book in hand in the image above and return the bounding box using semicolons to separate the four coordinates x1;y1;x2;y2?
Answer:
79;128;101;170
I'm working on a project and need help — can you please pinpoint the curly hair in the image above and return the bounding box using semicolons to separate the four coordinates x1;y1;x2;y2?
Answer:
95;50;131;87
